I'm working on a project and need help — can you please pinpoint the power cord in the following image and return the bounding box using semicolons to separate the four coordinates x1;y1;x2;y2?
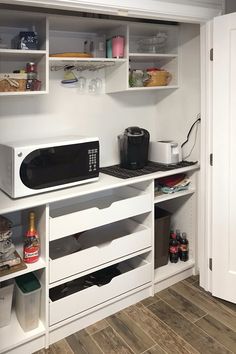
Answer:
181;113;201;160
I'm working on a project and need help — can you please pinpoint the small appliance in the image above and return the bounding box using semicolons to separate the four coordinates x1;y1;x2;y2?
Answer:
118;126;150;170
0;136;99;198
149;140;181;164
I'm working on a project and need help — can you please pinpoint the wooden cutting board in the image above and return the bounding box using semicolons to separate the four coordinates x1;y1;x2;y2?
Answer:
49;52;93;58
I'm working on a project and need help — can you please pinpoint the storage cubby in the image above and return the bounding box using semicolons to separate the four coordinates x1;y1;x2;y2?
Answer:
49;253;152;326
154;191;196;287
128;22;179;90
0;9;48;95
0;205;47;283
154;170;196;203
0;270;46;354
49;16;127;59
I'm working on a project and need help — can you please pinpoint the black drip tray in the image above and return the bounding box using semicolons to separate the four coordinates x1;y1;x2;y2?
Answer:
100;161;198;179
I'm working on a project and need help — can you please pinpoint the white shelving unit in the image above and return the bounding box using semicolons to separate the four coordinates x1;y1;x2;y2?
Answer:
0;164;198;353
0;6;200;354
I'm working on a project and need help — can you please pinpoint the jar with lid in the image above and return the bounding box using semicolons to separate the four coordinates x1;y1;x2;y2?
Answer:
26;62;37;91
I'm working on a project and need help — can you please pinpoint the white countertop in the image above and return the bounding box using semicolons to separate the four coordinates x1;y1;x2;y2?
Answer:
0;164;199;214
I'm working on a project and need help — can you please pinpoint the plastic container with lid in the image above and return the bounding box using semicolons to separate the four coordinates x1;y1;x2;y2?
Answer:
0;280;14;328
145;68;171;87
15;272;41;332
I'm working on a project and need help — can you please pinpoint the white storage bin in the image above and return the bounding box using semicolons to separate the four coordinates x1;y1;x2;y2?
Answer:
49;185;152;241
49;254;151;325
0;280;14;328
49;219;151;283
15;273;41;332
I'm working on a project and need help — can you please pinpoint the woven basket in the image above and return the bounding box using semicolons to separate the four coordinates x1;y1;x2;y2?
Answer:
145;70;172;87
0;74;27;92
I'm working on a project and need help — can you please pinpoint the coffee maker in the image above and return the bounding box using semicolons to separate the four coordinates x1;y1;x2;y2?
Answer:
118;126;150;169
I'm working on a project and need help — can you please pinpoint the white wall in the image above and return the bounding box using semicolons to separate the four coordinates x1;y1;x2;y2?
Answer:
0;81;157;167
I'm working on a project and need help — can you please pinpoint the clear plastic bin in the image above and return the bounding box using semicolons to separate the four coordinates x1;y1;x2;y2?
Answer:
15;273;41;332
0;280;14;328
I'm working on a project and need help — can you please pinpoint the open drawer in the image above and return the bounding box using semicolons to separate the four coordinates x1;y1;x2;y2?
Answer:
49;255;152;326
49;219;151;283
49;185;152;241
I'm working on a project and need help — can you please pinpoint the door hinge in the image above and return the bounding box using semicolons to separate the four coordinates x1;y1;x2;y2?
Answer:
209;258;212;271
210;48;213;61
210;153;213;166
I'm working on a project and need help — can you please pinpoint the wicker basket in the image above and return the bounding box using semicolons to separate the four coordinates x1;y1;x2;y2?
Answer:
0;74;27;92
145;69;172;87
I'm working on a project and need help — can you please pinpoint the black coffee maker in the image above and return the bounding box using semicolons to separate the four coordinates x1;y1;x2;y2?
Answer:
118;126;150;170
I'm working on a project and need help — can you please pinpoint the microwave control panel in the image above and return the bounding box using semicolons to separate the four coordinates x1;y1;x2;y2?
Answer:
88;148;99;172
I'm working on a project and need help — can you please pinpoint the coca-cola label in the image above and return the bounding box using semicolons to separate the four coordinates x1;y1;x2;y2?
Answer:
169;246;178;254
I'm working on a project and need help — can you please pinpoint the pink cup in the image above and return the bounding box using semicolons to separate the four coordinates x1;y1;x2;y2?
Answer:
112;36;125;58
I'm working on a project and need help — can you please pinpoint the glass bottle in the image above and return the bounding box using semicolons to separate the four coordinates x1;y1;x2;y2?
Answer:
23;211;40;263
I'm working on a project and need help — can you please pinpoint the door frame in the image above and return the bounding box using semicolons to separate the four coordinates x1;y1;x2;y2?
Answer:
199;20;214;292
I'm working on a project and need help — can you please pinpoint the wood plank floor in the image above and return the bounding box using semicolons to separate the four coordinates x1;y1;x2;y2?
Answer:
35;276;236;354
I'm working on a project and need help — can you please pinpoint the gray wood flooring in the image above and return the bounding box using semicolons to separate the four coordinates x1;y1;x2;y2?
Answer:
35;276;236;354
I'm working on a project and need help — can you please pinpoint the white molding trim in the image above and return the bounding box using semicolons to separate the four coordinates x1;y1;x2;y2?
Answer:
1;0;223;23
199;20;213;292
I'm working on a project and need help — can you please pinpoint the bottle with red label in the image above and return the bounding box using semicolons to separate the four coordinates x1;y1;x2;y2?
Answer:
23;211;40;263
180;232;189;262
169;232;179;263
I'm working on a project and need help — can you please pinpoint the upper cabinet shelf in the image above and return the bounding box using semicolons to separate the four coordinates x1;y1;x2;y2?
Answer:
0;9;49;95
0;9;180;95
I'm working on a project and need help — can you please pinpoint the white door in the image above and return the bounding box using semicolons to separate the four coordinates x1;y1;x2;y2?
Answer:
212;12;236;303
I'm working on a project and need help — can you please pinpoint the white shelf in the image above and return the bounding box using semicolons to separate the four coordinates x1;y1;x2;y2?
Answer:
49;57;127;71
0;165;199;215
154;188;195;203
0;49;47;60
49;57;126;62
154;259;195;284
0;310;45;354
0;257;46;282
129;53;178;62
0;91;48;96
127;85;179;91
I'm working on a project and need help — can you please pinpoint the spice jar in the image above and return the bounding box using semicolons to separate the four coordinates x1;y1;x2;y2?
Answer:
26;62;37;73
145;68;171;87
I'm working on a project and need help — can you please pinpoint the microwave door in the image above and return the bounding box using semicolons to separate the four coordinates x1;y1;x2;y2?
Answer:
19;142;99;190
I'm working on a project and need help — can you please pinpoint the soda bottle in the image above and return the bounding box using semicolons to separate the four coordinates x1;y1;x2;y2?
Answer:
169;232;179;263
23;211;40;263
176;229;182;256
180;232;189;262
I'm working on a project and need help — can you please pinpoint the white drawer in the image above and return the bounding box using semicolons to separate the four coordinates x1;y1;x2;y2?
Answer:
49;219;151;283
49;256;151;326
49;186;152;241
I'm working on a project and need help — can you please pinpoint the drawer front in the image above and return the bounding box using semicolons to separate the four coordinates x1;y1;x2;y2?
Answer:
49;223;151;283
49;261;152;326
49;191;152;241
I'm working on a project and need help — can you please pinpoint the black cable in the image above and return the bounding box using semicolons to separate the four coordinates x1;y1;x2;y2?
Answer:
181;114;201;149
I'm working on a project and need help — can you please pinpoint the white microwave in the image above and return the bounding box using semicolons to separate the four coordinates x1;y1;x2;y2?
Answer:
0;136;99;199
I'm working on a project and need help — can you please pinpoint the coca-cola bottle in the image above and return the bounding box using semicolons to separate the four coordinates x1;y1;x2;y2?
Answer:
176;229;181;256
169;232;179;263
180;232;189;262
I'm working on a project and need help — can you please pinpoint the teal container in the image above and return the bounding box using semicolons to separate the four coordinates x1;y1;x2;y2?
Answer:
106;38;112;58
